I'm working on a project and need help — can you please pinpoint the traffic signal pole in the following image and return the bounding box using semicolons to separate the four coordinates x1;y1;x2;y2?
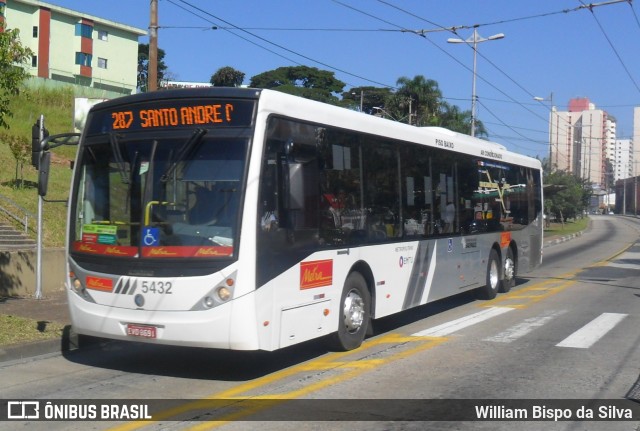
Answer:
35;114;44;299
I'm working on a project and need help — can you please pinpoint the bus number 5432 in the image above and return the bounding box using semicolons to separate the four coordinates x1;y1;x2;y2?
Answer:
141;280;172;294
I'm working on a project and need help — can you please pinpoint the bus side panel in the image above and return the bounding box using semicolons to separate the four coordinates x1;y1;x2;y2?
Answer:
253;253;342;350
228;290;262;350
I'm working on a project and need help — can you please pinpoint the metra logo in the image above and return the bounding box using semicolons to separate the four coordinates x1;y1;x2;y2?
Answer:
78;244;98;253
86;276;113;292
105;247;129;256
300;259;333;289
195;247;230;256
147;248;178;256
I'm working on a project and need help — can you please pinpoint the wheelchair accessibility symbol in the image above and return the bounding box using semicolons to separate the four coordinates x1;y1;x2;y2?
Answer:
142;227;159;246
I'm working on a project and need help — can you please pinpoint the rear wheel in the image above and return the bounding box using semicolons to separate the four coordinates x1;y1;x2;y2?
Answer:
500;246;516;293
329;272;370;351
478;249;500;300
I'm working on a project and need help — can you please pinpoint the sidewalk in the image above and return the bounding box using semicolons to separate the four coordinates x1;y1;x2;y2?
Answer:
0;231;580;363
0;288;71;362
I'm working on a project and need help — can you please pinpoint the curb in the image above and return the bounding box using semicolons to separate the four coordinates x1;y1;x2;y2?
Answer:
0;326;78;364
0;338;64;363
544;230;584;248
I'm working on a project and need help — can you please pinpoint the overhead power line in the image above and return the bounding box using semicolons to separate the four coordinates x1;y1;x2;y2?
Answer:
579;0;640;95
161;0;633;156
166;0;395;89
378;0;631;35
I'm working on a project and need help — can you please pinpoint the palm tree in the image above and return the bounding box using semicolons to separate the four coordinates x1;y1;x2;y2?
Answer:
392;75;442;126
438;102;488;138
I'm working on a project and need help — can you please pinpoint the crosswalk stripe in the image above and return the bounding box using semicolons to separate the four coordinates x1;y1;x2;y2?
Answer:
555;313;627;349
484;309;567;343
412;306;513;337
608;251;640;269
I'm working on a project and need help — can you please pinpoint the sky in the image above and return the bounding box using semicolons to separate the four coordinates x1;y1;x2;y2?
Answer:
46;0;640;160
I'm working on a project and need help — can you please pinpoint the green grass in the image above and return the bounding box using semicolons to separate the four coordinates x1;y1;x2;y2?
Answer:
0;86;76;247
0;314;65;346
544;216;589;237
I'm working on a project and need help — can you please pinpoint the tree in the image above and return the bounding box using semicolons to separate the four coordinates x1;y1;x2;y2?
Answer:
340;86;392;114
137;43;168;92
437;102;469;133
210;66;245;87
390;75;442;126
250;66;345;104
544;170;591;222
0;131;29;187
437;101;488;137
0;25;33;129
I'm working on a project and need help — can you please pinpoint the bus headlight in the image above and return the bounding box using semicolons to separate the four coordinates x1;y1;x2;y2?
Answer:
192;273;237;310
68;273;95;303
203;296;215;308
201;287;231;310
216;286;231;301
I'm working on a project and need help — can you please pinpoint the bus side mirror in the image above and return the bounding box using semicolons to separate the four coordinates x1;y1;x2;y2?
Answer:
38;152;51;197
31;120;49;170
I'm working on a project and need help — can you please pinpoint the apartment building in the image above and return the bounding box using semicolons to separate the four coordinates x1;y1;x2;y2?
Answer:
1;0;146;95
613;139;634;182
549;97;612;189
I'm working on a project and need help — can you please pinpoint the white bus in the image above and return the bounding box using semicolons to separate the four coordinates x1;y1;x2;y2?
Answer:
65;88;543;351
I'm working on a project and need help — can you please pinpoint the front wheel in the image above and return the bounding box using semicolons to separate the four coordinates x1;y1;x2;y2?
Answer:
328;272;371;351
477;249;500;300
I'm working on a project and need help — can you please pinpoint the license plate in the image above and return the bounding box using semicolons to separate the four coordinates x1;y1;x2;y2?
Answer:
126;324;157;339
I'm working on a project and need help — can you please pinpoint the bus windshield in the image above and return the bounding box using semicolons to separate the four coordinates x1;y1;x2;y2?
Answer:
70;130;249;259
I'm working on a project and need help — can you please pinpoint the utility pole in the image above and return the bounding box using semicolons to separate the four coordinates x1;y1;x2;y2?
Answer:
447;28;504;137
149;0;158;91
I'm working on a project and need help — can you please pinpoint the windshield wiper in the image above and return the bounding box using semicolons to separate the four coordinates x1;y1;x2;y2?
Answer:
109;133;130;184
160;128;208;182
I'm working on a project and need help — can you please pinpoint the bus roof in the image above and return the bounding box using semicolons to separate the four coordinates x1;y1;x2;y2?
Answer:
90;87;541;170
255;89;541;170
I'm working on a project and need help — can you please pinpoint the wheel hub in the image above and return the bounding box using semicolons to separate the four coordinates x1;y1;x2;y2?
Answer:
343;289;364;333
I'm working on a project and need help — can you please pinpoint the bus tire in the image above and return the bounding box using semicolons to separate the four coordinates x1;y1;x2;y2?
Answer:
500;246;516;293
329;272;370;351
478;249;500;300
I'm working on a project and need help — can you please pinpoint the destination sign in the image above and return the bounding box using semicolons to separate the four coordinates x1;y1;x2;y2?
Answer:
86;99;255;134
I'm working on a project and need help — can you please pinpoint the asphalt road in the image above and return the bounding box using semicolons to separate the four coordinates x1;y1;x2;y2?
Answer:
1;215;639;431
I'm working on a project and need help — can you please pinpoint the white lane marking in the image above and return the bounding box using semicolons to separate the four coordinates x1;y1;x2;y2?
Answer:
412;307;513;337
607;263;640;269
556;313;628;349
608;252;640;269
484;309;567;343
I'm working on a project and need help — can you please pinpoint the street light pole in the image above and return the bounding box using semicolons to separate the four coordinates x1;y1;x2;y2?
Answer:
534;93;554;169
373;107;408;123
448;28;504;137
352;90;363;112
